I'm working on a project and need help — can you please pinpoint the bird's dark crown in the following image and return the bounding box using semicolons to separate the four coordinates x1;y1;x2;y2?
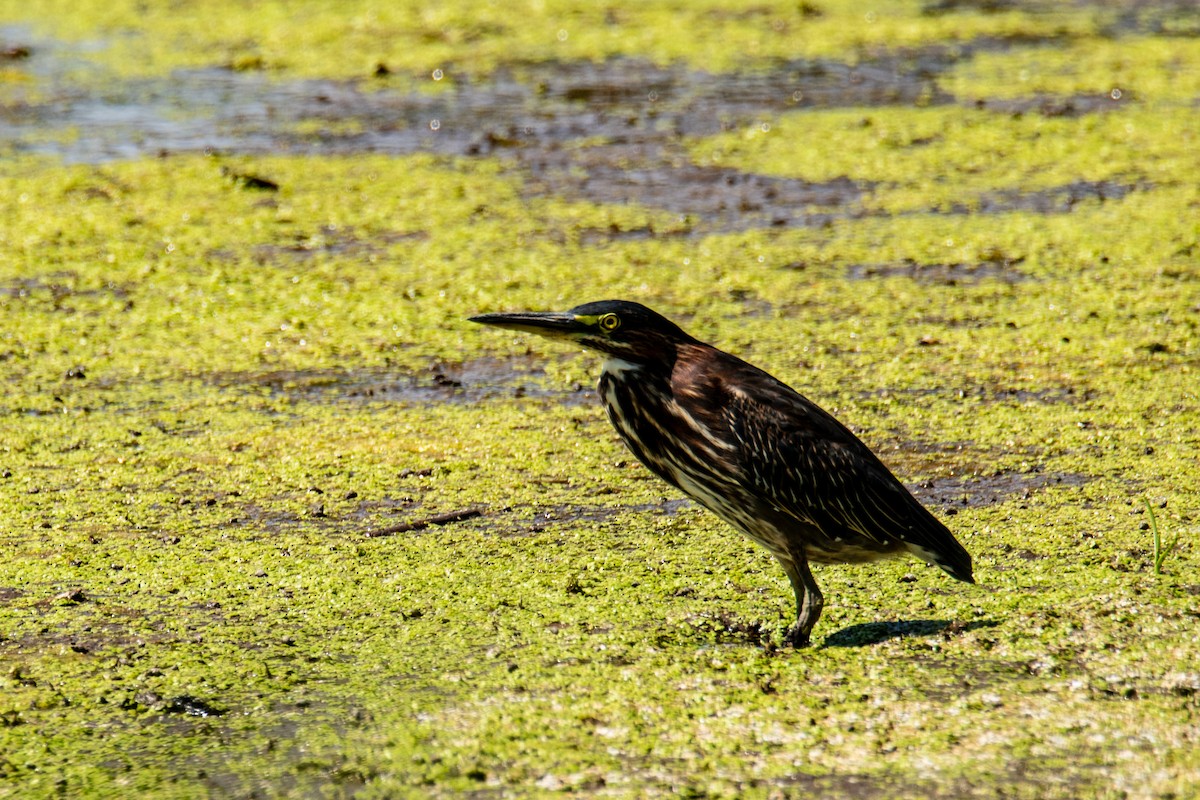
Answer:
469;299;698;363
568;300;689;336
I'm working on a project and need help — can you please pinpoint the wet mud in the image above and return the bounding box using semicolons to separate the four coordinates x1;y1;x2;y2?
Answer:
243;227;429;264
0;271;132;309
3;37;1137;233
847;258;1028;285
911;470;1088;511
202;355;589;405
514;497;693;530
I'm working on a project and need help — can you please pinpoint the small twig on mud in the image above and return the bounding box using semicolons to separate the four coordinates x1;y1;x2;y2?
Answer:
364;508;483;538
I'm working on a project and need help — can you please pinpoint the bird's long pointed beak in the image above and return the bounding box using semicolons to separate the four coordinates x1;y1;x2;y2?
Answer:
468;310;584;340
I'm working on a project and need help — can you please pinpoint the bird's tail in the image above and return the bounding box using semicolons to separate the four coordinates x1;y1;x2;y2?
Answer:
906;531;974;584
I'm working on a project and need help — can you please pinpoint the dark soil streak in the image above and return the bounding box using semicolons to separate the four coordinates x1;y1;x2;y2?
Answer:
847;258;1029;285
202;355;590;405
911;471;1088;510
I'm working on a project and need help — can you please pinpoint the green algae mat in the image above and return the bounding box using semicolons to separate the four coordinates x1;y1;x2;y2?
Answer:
1;1;1199;797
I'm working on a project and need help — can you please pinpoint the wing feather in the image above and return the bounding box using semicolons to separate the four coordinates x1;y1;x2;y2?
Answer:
674;347;973;581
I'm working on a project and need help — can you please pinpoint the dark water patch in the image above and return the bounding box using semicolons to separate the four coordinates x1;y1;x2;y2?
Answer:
480;498;693;536
973;92;1128;117
535;498;692;523
964;179;1140;214
724;295;777;319
7;50;902;231
910;470;1088;510
861;384;1086;406
0;37;968;232
848;257;1027;285
246;226;428;264
509;54;956;132
0;606;197;658
524;145;872;232
3;48;950;165
1099;0;1200;37
970;385;1093;404
202;355;589;405
3;31;1147;235
867;384;1092;407
200;501;334;536
0;271;132;308
192;494;691;540
922;0;1020;13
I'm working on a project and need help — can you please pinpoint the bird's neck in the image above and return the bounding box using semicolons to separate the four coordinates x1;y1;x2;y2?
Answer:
601;356;646;376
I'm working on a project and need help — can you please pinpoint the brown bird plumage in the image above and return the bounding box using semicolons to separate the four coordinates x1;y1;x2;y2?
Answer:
471;300;973;645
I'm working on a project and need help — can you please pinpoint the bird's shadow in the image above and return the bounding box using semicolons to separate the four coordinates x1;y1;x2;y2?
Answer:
821;618;999;648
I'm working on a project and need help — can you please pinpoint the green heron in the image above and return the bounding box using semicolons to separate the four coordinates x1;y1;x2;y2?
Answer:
470;300;973;646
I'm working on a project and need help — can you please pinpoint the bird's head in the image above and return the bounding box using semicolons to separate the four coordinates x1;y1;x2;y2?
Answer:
470;300;697;364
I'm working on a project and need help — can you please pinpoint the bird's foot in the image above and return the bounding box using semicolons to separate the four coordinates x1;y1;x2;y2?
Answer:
783;624;812;648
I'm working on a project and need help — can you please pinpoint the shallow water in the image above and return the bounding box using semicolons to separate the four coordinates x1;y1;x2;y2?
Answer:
1;30;1130;233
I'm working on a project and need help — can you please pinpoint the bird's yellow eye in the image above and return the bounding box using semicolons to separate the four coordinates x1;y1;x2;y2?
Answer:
598;313;621;332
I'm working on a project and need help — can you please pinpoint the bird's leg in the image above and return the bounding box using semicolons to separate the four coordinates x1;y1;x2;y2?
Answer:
780;554;823;647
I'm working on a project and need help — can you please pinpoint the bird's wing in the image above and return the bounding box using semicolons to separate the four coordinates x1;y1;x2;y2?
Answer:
677;351;972;580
